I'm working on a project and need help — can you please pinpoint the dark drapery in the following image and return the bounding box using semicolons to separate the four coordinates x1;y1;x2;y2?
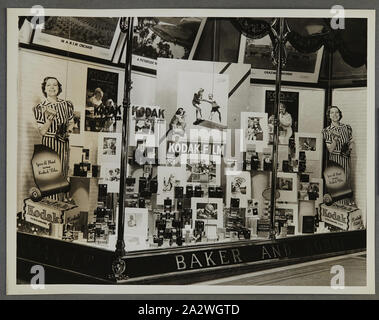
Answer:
231;18;367;68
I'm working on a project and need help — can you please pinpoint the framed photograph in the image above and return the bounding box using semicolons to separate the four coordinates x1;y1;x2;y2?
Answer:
276;172;298;202
97;132;122;164
191;197;224;229
309;178;323;207
204;224;218;240
124;208;149;250
32;17;121;61
119;17;206;71
85;67;120;132
156;59;250;152
157;166;186;205
226;171;252;208
275;203;299;235
177;71;229;130
295;132;322;161
129;105;166;147
238;34;324;83
265;90;299;144
99;163;120;193
241;112;269;152
185;157;221;186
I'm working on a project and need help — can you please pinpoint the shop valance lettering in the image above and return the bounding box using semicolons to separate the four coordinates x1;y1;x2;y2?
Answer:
175;248;242;270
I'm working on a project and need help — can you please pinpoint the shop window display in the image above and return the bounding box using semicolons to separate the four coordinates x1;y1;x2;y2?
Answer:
16;16;366;256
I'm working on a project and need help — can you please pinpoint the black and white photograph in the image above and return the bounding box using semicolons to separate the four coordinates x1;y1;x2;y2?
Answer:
177;71;229;129
103;137;117;155
129;105;166;147
85;67;120;132
275;203;299;235
6;8;374;295
191;197;224;229
124;208;149;250
97;132;121;164
99;163;120;193
266;90;299;144
120;17;206;71
226;171;252;208
32;17;121;60
295;132;322;161
185;159;218;185
157;165;186;205
238;25;324;83
241;112;269;152
275;172;298;202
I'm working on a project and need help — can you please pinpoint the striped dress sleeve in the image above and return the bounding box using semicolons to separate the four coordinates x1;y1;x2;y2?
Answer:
33;103;45;125
346;124;353;142
322;127;332;144
67;100;74;121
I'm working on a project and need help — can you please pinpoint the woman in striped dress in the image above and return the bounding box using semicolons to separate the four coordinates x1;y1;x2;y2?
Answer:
322;106;353;179
322;106;353;206
33;77;74;199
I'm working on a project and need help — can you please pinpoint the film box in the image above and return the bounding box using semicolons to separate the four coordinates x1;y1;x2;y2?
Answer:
320;203;363;231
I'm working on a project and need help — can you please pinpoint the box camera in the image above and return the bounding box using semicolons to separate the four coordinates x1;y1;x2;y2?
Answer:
174;186;184;198
194;185;203;197
186;186;194;198
230;198;240;208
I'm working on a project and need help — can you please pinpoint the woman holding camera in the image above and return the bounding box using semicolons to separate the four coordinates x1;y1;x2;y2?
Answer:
33;76;75;182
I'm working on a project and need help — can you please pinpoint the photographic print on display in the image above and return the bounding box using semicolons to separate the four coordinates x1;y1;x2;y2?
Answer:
124;207;149;250
97;132;122;164
275;203;299;235
129;105;166;147
32;17;121;60
99;163;120;193
309;178;323;207
119;17;206;71
157;166;186;205
177;71;229;130
276;172;298;202
85;67;120;132
191;197;224;229
226;171;252;208
295;132;322;161
241;112;269;152
185;157;221;186
238;33;323;83
156;58;250;163
265;90;299;143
